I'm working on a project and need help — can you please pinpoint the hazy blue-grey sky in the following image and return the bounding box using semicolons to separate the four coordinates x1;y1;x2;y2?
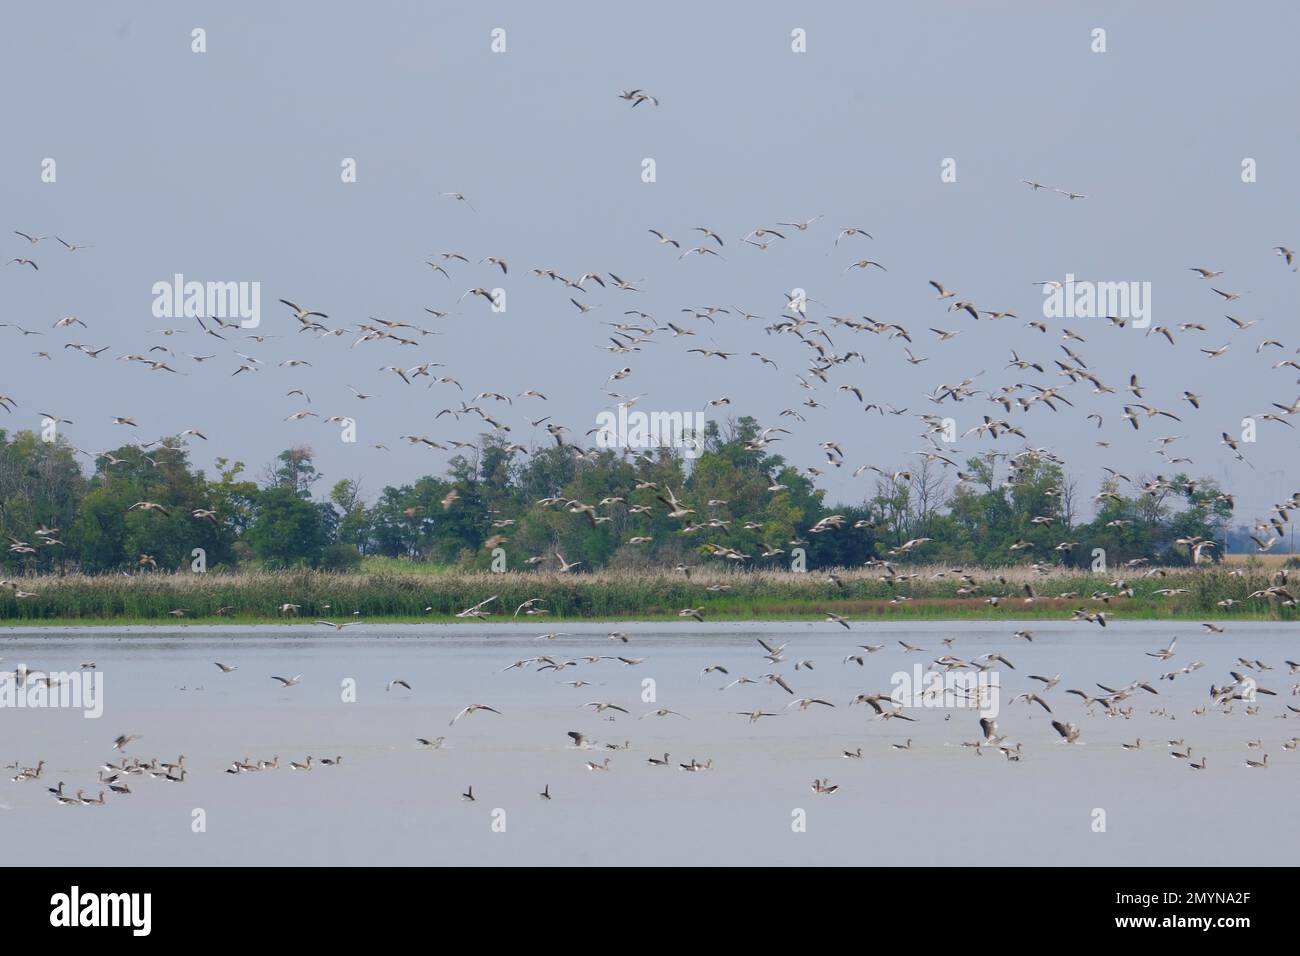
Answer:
4;1;1298;525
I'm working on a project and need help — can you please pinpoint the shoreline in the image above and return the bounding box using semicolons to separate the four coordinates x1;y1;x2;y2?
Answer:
0;617;1293;636
0;605;1293;631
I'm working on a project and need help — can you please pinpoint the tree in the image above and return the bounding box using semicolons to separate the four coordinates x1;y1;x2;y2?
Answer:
265;448;321;499
70;441;232;572
0;429;87;573
246;486;328;567
329;479;372;552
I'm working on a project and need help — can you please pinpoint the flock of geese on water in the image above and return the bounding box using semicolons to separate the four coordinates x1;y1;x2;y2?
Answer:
6;619;1299;807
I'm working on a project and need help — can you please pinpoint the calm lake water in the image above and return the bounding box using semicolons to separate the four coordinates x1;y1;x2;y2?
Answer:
1;620;1296;866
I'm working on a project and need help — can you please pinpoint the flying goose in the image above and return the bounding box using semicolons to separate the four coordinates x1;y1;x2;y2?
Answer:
279;299;328;321
584;701;629;715
450;704;502;725
315;620;362;630
1051;721;1082;744
821;610;851;629
554;552;583;573
441;191;476;210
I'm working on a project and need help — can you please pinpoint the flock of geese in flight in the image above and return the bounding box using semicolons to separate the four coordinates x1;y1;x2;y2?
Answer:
3;89;1299;824
4;176;1298;582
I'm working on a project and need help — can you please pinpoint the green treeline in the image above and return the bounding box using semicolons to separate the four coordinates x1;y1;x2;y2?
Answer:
0;417;1236;576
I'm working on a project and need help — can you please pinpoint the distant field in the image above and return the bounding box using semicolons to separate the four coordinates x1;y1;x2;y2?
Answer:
360;556;459;575
1222;554;1295;568
0;564;1295;625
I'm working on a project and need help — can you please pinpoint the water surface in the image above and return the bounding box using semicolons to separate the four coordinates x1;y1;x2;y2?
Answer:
1;620;1295;865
